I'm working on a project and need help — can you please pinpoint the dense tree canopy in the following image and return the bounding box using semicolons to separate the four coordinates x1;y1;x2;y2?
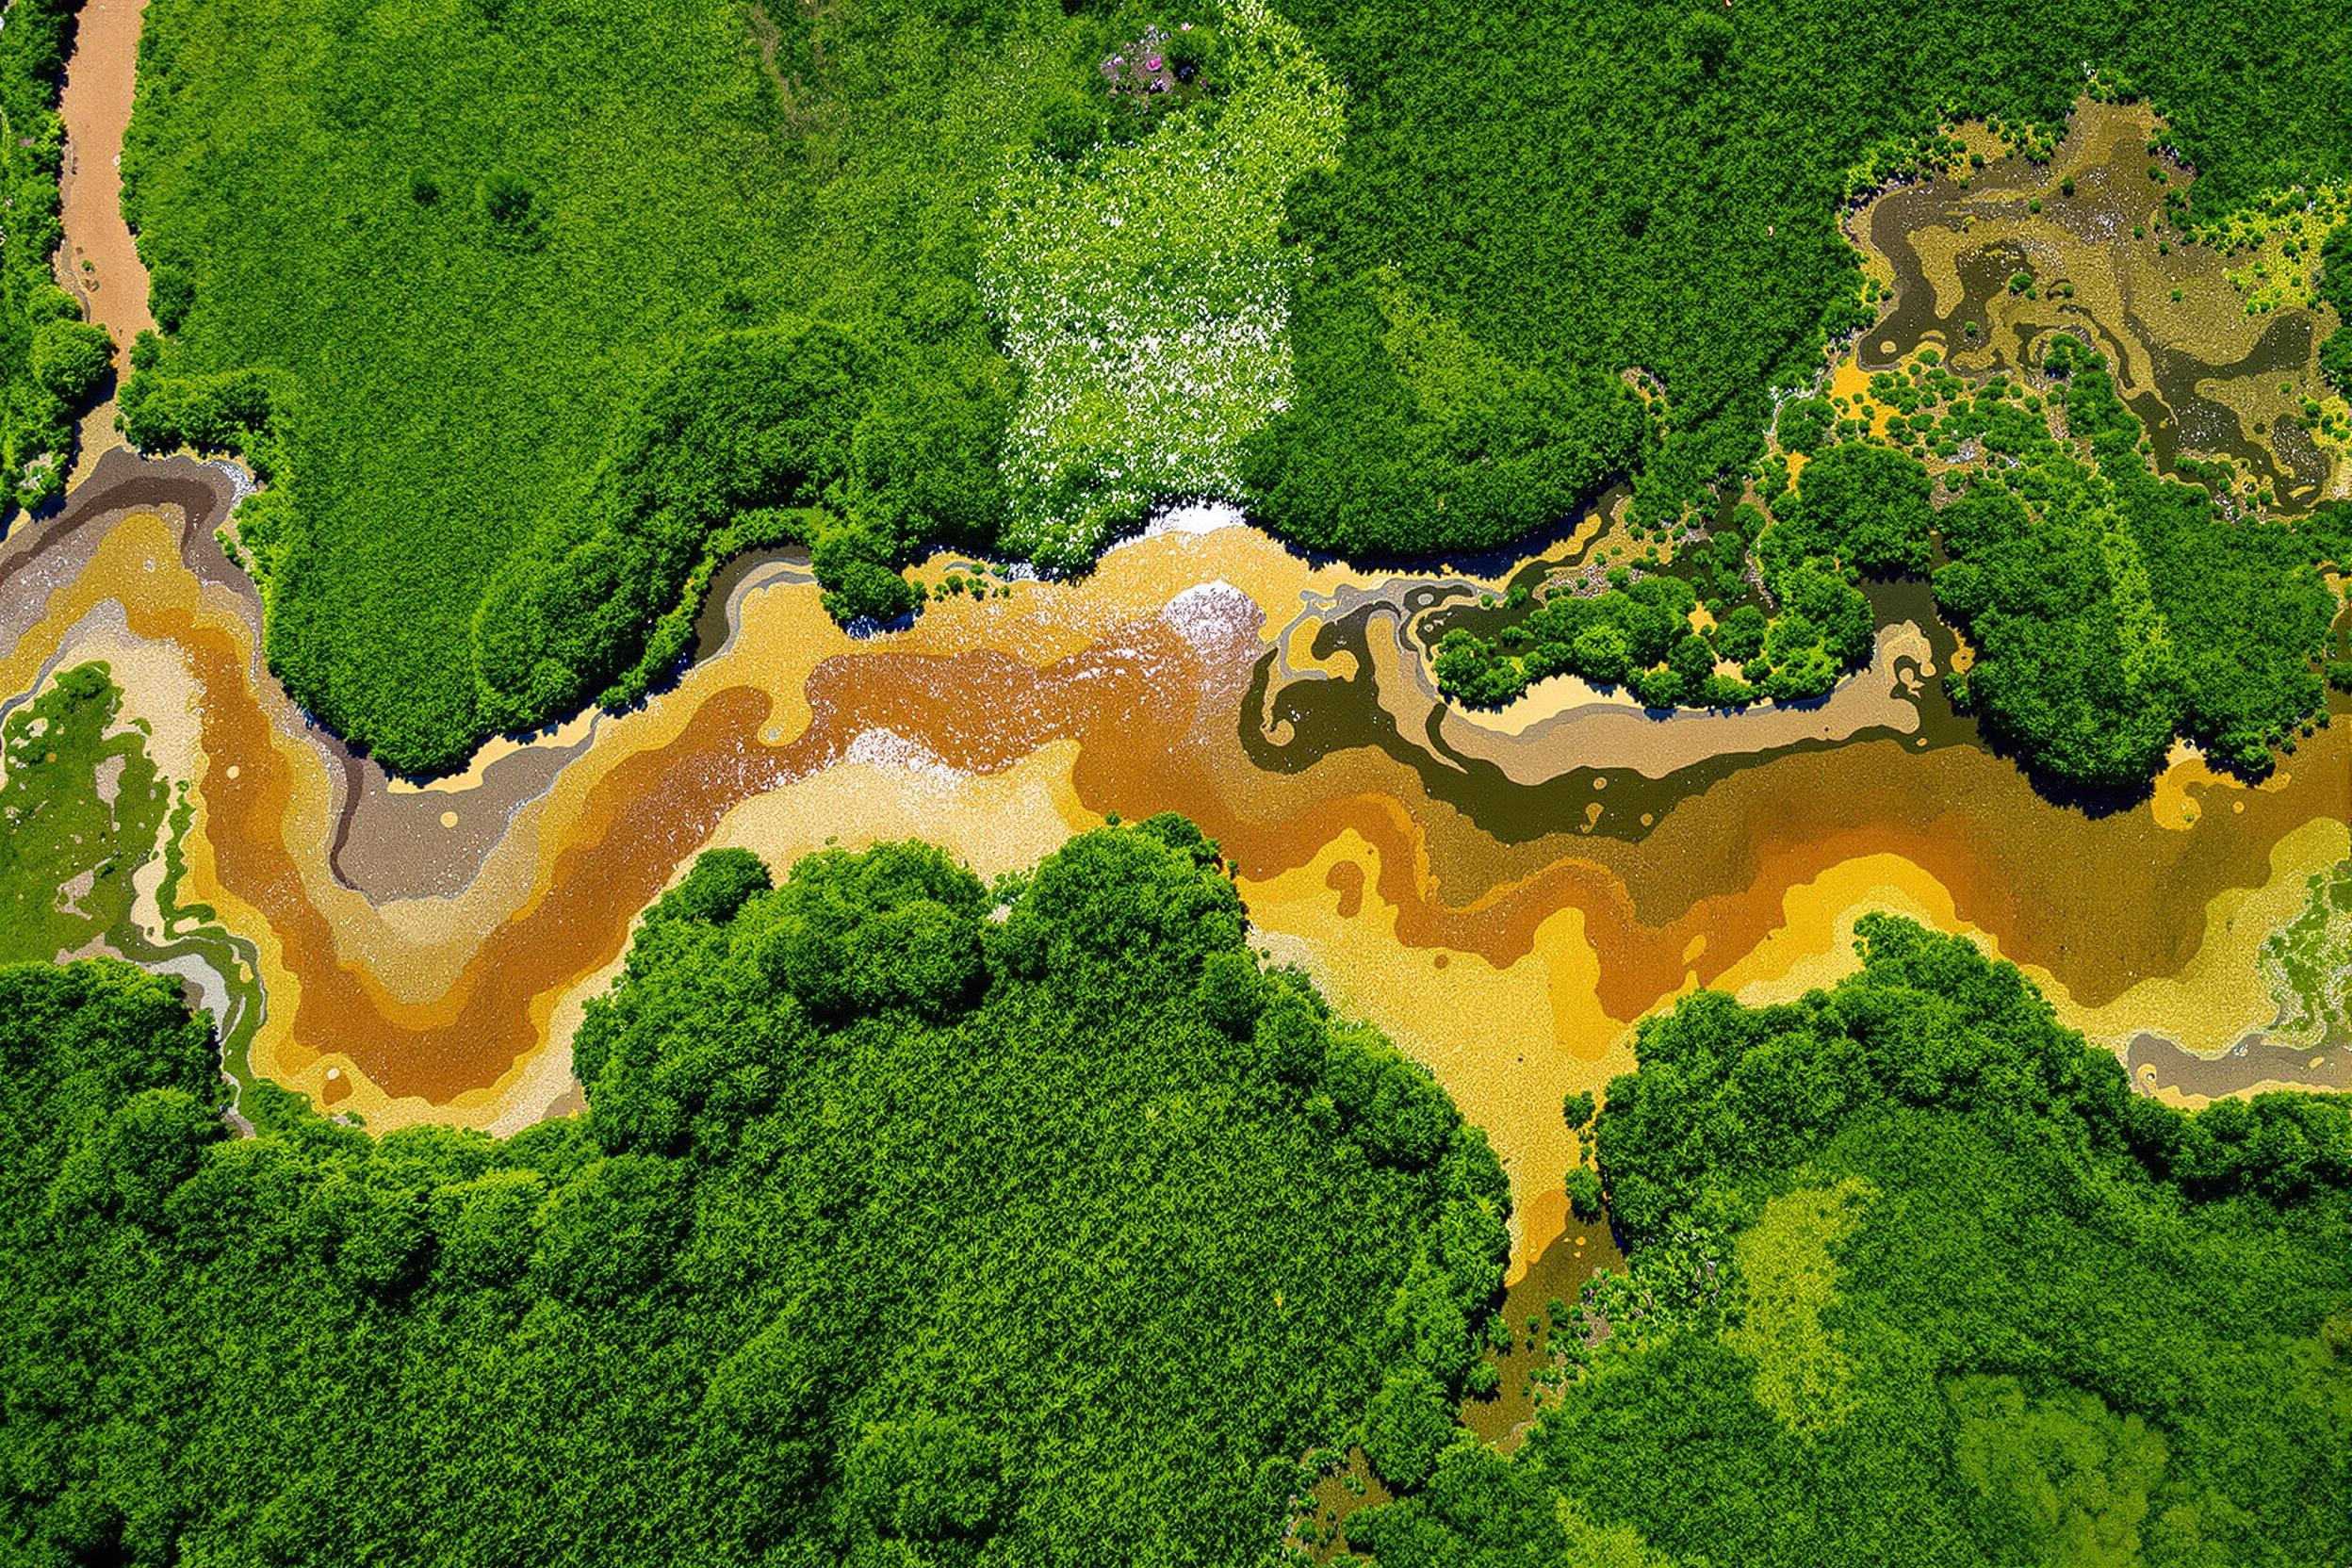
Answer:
0;818;1511;1566
2317;226;2352;395
1935;337;2339;786
105;0;2352;770
1349;917;2352;1568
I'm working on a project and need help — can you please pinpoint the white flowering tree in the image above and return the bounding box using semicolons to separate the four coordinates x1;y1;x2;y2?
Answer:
980;0;1343;567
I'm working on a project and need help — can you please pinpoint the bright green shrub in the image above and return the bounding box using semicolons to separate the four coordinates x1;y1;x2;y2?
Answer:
29;319;112;402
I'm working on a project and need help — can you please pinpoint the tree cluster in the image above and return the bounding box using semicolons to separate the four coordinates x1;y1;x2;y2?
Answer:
1429;337;2344;789
1349;917;2352;1567
0;818;1510;1566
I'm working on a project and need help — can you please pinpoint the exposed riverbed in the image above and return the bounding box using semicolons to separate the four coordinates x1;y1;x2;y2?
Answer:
8;451;2343;1271
8;58;2345;1281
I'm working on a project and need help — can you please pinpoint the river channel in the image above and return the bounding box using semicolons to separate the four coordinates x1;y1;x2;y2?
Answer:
5;25;2345;1274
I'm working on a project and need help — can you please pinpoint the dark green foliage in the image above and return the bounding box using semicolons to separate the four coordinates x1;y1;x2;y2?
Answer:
0;962;221;1225
1934;339;2337;786
813;521;923;626
1775;396;1835;456
1935;481;2181;786
2321;328;2352;398
0;0;103;512
1433;572;1700;709
29;319;113;404
1759;559;1873;701
2318;226;2352;395
645;844;772;928
1430;445;1925;714
1712;602;1769;663
1260;0;2352;547
1237;271;1647;556
751;840;989;1022
146;263;195;334
1350;918;2352;1567
1772;440;1934;578
1364;1367;1457;1489
116;353;274;457
0;824;1511;1566
1434;339;2340;782
1563;1166;1604;1222
1692;502;1769;606
847;343;1016;547
469;323;863;737
475;169;545;251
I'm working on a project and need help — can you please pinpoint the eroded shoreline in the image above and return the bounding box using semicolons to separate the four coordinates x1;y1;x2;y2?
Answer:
9;61;2347;1278
7;445;2344;1273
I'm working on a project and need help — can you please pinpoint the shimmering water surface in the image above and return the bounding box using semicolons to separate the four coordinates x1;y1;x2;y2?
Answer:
7;61;2345;1277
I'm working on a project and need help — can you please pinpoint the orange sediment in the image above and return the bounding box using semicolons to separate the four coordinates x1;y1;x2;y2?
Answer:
6;456;2344;1270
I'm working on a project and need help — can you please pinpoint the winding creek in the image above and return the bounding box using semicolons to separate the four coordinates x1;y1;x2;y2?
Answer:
5;20;2347;1276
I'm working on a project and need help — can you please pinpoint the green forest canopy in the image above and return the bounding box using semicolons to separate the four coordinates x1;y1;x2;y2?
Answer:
111;0;2352;773
0;818;1511;1567
1349;917;2352;1568
1428;340;2350;790
4;822;2348;1562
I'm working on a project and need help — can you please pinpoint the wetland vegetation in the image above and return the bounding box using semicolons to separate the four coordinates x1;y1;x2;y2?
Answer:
0;821;1511;1566
1432;340;2349;789
0;661;167;962
108;0;2352;773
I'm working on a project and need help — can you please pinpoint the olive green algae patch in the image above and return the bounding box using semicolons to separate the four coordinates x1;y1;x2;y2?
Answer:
0;662;169;963
0;659;265;1090
2261;857;2352;1050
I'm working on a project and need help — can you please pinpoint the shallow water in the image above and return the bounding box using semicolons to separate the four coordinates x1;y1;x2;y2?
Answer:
8;77;2345;1273
53;0;154;354
8;449;2343;1268
1859;100;2345;507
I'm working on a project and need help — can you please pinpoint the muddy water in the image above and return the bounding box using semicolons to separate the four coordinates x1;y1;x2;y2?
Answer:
7;459;2344;1268
1857;99;2345;507
10;66;2346;1274
49;0;155;491
54;0;154;357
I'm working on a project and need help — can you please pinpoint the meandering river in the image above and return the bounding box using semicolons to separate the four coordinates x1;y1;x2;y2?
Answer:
7;28;2344;1273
